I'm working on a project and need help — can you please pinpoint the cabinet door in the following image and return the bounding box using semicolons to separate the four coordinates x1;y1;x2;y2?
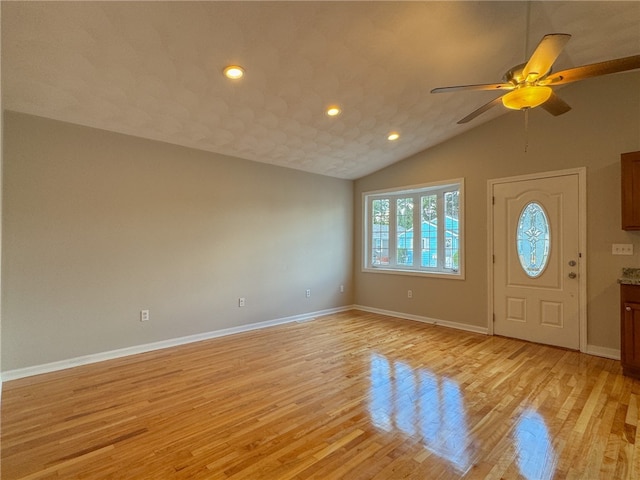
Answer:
623;302;640;368
622;151;640;230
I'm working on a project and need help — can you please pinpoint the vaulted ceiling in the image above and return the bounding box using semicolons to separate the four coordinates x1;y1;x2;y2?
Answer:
3;2;639;179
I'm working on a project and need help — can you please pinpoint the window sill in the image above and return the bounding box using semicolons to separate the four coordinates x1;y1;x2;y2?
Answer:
362;266;465;280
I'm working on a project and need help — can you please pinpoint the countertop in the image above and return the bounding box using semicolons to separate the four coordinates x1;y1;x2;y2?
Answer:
619;268;640;285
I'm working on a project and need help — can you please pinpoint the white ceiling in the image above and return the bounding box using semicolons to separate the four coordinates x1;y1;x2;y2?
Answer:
3;1;639;179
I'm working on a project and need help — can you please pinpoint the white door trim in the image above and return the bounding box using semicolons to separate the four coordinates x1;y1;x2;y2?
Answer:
487;167;587;352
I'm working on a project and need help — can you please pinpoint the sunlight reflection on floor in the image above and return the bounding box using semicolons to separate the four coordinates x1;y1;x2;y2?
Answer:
514;409;557;480
368;352;558;479
368;353;472;474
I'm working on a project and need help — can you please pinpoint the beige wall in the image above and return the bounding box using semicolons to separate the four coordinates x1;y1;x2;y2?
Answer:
1;6;3;380
2;112;354;371
354;72;640;351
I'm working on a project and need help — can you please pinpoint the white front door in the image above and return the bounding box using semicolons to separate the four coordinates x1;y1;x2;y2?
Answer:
491;171;583;350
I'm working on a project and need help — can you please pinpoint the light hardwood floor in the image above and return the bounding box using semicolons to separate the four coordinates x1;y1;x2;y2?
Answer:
2;310;639;479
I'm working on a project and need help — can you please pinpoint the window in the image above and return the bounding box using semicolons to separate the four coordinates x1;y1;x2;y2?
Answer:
364;179;463;278
516;201;550;278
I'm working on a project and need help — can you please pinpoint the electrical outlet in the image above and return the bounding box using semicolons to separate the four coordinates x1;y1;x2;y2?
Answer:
140;309;150;322
612;244;634;255
238;297;246;307
305;289;311;298
407;290;413;299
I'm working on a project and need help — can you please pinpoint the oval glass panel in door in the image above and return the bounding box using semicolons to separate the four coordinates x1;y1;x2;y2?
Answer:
516;202;550;278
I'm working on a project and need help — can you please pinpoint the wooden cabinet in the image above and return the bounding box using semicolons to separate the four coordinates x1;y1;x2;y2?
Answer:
621;284;640;378
622;151;640;230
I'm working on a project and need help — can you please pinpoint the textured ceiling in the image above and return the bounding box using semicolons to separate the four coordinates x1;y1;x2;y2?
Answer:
2;1;640;179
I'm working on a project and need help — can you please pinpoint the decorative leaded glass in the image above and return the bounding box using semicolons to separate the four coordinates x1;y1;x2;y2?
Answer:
516;202;550;277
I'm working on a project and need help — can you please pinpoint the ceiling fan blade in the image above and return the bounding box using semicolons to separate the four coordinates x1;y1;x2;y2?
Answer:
523;33;571;81
540;91;571;116
542;54;640;86
431;83;513;94
457;96;504;124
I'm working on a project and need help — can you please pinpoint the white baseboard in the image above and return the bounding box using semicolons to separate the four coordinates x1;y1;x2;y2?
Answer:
2;305;620;382
585;344;621;360
353;306;622;361
352;305;489;335
2;306;352;381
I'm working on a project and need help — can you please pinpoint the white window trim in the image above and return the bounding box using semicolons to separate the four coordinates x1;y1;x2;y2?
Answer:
362;178;465;280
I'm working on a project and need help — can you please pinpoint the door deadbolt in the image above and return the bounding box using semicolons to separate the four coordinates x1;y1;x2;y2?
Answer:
568;260;576;267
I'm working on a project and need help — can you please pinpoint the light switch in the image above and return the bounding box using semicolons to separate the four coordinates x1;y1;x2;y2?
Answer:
612;244;634;255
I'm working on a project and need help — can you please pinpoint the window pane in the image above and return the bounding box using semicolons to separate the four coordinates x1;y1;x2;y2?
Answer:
421;195;438;267
372;199;390;265
396;198;414;266
444;191;459;270
516;202;550;277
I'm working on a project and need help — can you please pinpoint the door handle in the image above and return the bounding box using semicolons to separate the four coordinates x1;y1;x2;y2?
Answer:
568;272;577;279
627;306;632;312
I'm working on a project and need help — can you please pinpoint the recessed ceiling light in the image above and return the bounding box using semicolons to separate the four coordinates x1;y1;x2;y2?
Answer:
388;132;400;141
326;106;341;117
223;65;244;80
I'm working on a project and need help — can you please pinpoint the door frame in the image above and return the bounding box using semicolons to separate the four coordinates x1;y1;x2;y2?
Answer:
487;167;587;352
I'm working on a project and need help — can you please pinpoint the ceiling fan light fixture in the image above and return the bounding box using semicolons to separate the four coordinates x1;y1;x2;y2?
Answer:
502;86;552;110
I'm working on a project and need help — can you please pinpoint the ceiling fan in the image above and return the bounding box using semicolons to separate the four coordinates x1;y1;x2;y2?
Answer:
431;33;640;124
